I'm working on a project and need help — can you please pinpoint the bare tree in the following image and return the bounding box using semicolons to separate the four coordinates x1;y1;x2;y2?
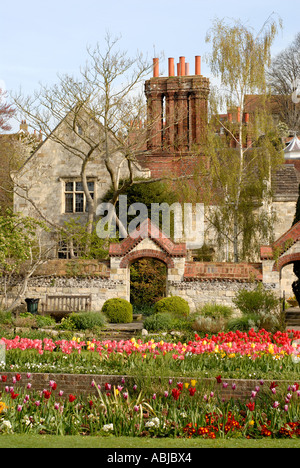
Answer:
11;35;158;238
267;32;300;133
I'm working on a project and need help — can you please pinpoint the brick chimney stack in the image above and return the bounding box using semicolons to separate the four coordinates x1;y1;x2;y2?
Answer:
145;55;210;153
19;120;28;133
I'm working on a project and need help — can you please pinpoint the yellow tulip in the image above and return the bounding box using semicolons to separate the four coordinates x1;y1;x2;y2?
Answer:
184;382;189;389
191;380;197;387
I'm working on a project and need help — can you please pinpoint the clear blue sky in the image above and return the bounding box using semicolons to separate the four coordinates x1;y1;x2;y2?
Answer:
1;0;299;128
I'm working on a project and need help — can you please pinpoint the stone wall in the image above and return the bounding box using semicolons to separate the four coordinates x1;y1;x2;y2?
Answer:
0;372;294;402
2;258;267;313
168;279;259;311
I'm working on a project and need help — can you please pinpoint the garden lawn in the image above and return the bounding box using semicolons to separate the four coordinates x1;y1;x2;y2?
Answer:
1;434;300;448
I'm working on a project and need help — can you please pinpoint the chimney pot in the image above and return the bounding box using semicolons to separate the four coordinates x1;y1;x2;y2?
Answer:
195;56;201;75
179;56;185;76
153;58;159;77
185;63;189;76
168;57;175;76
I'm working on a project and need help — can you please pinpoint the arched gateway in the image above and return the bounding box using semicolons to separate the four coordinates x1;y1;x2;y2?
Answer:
109;218;187;302
261;221;300;297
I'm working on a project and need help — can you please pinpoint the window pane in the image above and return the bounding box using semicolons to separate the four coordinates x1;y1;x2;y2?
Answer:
65;182;73;192
87;181;94;192
76;182;84;192
65;193;73;213
85;192;94;212
75;193;84;212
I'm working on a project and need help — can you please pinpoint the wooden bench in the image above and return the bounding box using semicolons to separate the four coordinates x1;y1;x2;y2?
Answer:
41;294;92;321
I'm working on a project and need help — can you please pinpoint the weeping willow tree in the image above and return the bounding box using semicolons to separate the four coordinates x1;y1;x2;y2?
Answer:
195;15;285;262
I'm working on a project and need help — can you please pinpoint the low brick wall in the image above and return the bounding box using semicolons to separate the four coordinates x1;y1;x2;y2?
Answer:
0;372;294;401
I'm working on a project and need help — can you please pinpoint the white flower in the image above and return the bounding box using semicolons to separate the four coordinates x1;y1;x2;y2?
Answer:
102;423;114;432
1;420;13;432
145;417;160;428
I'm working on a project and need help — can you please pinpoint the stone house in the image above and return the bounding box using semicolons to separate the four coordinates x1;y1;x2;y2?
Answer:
13;108;150;258
10;56;300;310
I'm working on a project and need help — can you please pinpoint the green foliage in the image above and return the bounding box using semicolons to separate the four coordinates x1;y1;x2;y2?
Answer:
61;217;118;260
130;259;167;306
144;312;193;333
197;303;234;320
232;284;282;332
68;312;106;330
0;310;13;325
35;315;56;328
143;313;173;332
56;316;77;331
103;179;177;236
226;314;260;332
233;284;280;316
193;244;215;262
102;298;133;324
154;296;190;318
0;209;47;276
133;304;155;317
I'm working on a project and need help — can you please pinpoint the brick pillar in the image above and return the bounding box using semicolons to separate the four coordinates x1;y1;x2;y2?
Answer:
190;92;208;148
176;91;189;151
146;91;163;151
165;90;176;151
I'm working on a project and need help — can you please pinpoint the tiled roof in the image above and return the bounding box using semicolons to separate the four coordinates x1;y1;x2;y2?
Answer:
272;164;299;199
109;218;187;257
260;220;300;259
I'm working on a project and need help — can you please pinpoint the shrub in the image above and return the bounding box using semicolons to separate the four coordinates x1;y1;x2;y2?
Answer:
35;315;56;328
192;316;227;334
226;314;259;332
233;284;280;316
143;313;174;332
56;316;77;331
144;313;193;333
0;311;13;325
197;303;234;320
102;299;133;324
69;311;106;330
154;296;190;318
232;285;282;332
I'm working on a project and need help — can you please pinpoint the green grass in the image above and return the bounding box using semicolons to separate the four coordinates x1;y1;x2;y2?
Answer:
1;434;300;448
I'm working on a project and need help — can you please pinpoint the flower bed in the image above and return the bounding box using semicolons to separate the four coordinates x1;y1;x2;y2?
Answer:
1;329;300;438
1;372;300;438
1;329;300;380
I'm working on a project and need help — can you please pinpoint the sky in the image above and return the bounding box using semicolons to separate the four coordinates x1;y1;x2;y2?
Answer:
1;0;299;131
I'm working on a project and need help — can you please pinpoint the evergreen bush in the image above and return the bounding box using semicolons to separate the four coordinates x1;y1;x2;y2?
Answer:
102;298;133;324
153;296;190;317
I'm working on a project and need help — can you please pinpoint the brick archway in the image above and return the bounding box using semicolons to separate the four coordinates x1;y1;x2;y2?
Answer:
273;252;300;272
119;249;175;269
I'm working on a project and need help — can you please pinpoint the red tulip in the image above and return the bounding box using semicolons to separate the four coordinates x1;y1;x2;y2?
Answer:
172;388;181;401
69;394;76;403
246;402;255;411
43;390;52;400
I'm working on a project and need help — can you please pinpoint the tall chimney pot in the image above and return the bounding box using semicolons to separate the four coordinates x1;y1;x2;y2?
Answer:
179;56;185;76
168;57;175;77
153;58;159;77
195;56;201;75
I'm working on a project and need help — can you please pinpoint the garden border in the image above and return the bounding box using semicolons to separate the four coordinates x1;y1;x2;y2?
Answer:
0;372;297;401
